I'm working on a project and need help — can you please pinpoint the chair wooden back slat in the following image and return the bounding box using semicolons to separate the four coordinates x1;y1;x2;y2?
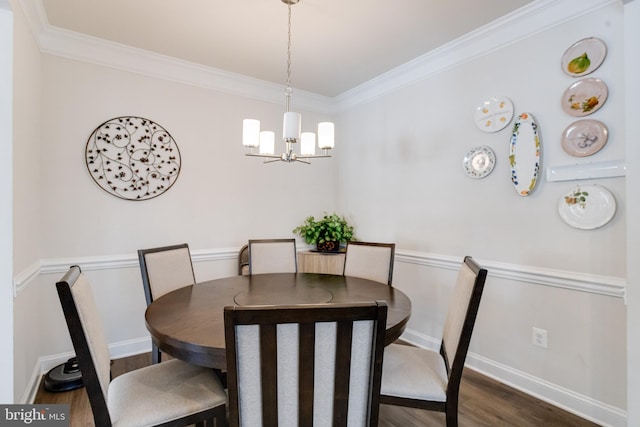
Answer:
333;320;355;426
259;323;279;425
298;322;316;426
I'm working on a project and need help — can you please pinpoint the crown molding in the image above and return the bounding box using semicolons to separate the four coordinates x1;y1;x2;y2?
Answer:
18;0;616;114
334;0;618;110
19;0;336;115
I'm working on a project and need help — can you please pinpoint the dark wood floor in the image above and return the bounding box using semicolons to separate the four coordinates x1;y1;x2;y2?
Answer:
35;352;601;427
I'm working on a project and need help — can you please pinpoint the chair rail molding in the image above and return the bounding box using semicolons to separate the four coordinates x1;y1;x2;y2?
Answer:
396;250;626;298
14;248;626;299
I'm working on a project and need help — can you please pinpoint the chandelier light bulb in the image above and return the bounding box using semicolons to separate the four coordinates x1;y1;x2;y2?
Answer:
242;119;260;148
300;132;316;156
259;131;275;155
318;122;335;149
283;112;301;141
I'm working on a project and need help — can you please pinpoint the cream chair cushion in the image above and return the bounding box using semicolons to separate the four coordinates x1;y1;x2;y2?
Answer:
108;358;227;427
380;343;448;402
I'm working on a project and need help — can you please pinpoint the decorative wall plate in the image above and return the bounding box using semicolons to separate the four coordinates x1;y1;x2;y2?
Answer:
509;112;541;197
558;184;616;229
463;146;496;178
561;78;608;117
474;96;514;132
561;37;607;77
561;119;608;157
85;116;181;200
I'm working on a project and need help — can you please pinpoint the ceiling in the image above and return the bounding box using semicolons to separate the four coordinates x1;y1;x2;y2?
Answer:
40;0;534;98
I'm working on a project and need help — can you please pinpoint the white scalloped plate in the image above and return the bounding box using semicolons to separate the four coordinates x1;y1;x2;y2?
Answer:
463;146;496;179
558;184;616;229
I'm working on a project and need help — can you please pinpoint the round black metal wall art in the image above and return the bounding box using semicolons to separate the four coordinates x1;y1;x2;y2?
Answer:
85;116;181;201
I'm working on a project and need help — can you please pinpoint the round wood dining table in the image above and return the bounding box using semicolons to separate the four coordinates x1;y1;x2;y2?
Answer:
145;272;412;369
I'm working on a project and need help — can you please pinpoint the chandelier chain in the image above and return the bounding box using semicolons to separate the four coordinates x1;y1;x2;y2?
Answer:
286;2;292;91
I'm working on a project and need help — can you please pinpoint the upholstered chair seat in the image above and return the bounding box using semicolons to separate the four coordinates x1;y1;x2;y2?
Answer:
108;359;226;427
381;343;448;402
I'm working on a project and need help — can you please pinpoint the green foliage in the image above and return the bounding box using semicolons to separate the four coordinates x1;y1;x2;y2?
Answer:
292;213;355;245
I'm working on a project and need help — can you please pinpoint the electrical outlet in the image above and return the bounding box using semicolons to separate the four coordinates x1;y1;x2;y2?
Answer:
532;327;548;348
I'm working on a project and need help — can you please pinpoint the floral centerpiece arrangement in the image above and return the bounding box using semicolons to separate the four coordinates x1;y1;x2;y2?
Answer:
293;212;355;252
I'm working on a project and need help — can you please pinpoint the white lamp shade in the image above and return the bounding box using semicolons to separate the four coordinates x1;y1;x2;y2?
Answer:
259;131;275;155
283;112;301;141
242;119;260;147
318;122;335;149
300;132;316;156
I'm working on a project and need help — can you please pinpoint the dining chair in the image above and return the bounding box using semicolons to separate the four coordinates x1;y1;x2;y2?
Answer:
379;256;488;427
248;238;297;274
343;241;396;286
224;301;388;427
138;243;196;363
56;266;227;427
238;244;249;275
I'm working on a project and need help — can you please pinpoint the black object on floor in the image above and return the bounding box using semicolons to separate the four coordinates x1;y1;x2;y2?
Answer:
44;357;83;392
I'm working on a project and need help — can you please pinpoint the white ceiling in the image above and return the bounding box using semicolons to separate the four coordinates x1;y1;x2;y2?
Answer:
40;0;534;97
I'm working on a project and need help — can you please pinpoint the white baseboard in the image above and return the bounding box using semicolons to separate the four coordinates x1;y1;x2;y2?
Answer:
24;337;151;404
465;353;627;427
399;327;627;427
398;327;440;351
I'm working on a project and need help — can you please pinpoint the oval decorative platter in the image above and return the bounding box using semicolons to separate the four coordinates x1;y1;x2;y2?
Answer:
561;78;608;117
561;37;607;77
474;96;514;132
509;112;540;197
463;146;496;179
561;119;608;157
558;184;616;229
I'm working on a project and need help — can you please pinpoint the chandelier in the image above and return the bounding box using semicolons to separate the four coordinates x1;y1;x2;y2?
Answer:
242;0;334;164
